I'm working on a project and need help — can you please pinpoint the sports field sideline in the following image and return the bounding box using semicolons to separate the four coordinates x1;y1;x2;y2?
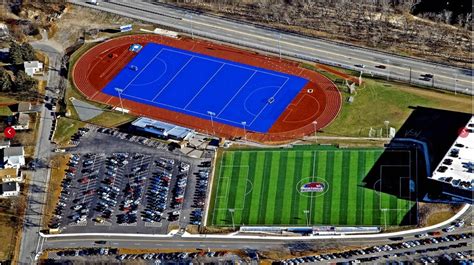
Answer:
209;146;415;226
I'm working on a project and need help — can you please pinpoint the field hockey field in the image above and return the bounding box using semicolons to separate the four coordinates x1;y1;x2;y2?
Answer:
208;146;415;227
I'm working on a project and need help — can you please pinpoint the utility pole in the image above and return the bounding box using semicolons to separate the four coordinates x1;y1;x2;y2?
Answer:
454;73;458;95
186;13;194;39
408;66;412;84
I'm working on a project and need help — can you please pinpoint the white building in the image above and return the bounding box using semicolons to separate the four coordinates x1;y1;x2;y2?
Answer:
23;61;43;76
0;181;20;197
0;146;25;169
12;113;30;130
430;116;474;203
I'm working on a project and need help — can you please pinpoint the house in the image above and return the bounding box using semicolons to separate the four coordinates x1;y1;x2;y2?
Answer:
9;102;40;114
0;140;10;149
0;168;23;182
12;113;30;130
0;146;25;169
23;60;43;76
0;181;20;197
0;23;9;39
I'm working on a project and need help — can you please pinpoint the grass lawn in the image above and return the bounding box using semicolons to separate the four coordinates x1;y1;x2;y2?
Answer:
209;146;415;227
321;79;472;137
0;106;13;116
0;95;16;104
87;110;135;127
63;42;136;128
53;117;85;146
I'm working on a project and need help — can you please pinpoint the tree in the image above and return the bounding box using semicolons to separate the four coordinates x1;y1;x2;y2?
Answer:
0;68;12;92
20;42;36;62
14;71;37;91
9;41;23;65
9;42;37;64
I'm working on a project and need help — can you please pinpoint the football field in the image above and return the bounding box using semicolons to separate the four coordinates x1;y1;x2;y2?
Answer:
209;146;415;226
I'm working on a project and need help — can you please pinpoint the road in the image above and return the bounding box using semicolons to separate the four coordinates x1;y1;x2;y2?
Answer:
17;34;64;265
38;204;471;258
42;225;473;253
69;0;473;95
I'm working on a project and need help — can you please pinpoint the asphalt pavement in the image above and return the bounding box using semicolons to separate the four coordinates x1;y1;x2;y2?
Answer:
18;36;64;264
69;0;473;95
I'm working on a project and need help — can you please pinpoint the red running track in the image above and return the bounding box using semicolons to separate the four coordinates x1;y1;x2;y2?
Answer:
72;34;341;143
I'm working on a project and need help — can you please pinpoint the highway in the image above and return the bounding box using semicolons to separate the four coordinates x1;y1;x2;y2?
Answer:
69;0;473;95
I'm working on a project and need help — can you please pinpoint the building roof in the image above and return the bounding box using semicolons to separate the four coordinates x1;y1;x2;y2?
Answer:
17;113;30;125
23;61;42;69
132;117;194;139
3;146;24;157
17;102;32;112
431;116;474;191
1;181;18;192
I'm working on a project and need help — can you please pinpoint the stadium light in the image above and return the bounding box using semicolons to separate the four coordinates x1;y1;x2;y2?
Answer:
241;121;247;141
312;121;318;142
384;120;390;138
115;87;124;115
228;209;235;230
207;111;216;135
303;210;310;227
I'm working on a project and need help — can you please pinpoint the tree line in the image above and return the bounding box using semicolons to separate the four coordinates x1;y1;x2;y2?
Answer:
0;42;38;92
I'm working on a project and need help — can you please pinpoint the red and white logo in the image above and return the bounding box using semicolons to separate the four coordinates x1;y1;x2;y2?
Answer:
4;127;15;139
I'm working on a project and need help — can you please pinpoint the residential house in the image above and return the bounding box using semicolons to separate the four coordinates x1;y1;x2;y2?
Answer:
0;146;25;169
0;181;20;197
23;60;43;76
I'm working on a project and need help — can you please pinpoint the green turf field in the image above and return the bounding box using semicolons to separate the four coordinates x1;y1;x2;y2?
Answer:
209;146;415;226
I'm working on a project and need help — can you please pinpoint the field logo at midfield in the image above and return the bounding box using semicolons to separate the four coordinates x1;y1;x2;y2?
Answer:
296;177;329;198
300;181;326;193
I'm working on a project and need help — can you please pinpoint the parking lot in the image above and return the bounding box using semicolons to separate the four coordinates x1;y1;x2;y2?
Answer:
49;126;212;234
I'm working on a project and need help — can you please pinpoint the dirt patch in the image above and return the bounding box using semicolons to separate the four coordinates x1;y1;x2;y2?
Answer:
418;202;463;227
42;154;71;229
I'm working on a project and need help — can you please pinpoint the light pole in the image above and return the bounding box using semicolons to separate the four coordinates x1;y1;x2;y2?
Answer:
408;66;412;84
384;120;390;138
303;210;310;227
312;121;318;142
207;111;216;135
115;87;124;115
241;121;247;141
228;209;235;230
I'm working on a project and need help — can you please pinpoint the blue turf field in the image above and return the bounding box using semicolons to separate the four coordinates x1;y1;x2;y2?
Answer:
102;43;308;133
